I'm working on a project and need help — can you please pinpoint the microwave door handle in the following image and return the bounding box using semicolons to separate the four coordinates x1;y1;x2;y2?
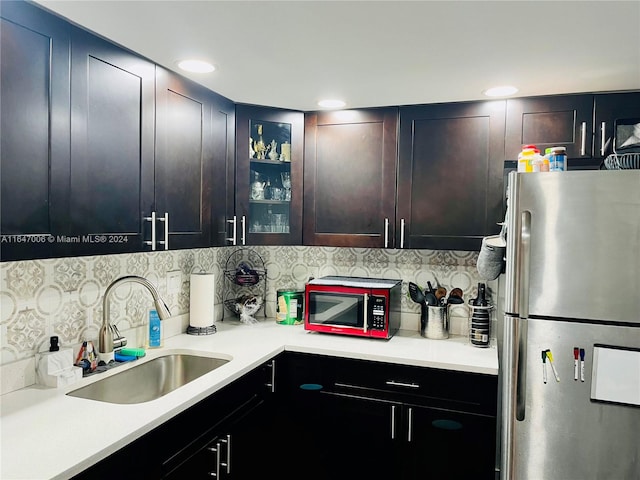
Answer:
363;293;368;333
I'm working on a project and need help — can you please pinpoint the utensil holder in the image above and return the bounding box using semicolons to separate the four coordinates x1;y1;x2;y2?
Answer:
421;304;449;340
468;301;493;347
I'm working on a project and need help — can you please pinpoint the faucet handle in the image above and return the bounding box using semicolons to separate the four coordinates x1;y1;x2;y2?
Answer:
111;324;127;349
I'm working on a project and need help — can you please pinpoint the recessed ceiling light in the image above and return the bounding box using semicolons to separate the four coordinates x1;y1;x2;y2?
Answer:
483;85;518;97
177;59;215;73
318;99;346;109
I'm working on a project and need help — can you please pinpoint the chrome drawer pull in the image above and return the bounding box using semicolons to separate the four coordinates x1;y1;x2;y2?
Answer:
385;380;420;388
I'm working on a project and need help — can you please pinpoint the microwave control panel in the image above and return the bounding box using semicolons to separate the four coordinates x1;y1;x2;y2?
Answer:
370;295;386;330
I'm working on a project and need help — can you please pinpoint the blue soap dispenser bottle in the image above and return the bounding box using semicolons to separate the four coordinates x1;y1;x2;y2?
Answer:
147;309;163;348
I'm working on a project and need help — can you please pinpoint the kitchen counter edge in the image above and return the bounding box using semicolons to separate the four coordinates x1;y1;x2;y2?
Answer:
0;319;498;480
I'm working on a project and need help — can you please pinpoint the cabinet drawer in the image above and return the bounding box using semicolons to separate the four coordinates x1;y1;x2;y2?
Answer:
406;404;496;479
281;352;498;416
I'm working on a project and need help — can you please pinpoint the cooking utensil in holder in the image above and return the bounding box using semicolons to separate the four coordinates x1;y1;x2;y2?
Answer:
421;304;450;340
468;301;493;347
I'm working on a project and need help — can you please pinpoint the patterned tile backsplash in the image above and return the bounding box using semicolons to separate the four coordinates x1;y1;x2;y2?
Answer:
0;246;496;391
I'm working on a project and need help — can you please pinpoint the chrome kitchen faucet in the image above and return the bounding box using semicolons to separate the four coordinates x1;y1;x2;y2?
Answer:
98;276;171;355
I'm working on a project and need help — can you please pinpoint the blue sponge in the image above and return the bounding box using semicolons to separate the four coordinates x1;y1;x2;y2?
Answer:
114;352;137;362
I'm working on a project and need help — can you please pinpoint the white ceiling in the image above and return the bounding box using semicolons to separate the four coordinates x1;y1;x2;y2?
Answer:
34;0;640;112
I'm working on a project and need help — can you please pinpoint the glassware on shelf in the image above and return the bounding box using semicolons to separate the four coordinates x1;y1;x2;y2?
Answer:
249;137;255;159
268;140;279;161
281;172;291;201
250;171;265;200
254;124;266;159
272;213;287;233
281;141;291;162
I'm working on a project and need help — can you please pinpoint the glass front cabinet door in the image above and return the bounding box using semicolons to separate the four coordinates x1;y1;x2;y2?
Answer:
234;105;303;245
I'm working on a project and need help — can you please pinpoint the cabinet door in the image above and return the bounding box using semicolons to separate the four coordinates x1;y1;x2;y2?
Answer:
211;96;236;247
235;105;303;246
505;94;594;160
404;405;496;480
69;27;155;255
156;67;229;249
594;91;640;159
303;108;398;247
0;1;70;261
398;101;506;251
163;395;270;480
323;393;400;480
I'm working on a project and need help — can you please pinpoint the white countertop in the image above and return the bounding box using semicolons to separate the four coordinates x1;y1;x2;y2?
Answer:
0;319;498;480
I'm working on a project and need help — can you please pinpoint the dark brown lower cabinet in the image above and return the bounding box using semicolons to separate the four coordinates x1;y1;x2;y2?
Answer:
163;393;271;479
71;360;275;480
72;353;497;480
275;352;498;480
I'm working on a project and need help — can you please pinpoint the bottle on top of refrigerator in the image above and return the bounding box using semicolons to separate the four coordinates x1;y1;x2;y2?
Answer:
531;147;549;172
548;146;567;171
544;147;553;169
518;145;537;173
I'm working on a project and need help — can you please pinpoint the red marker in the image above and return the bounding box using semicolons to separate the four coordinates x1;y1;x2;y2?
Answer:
573;347;579;381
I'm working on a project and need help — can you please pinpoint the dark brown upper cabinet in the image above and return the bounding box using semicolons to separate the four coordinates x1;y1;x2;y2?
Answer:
235;104;304;246
0;1;70;261
593;91;640;160
398;101;506;251
210;93;236;247
303;108;398;248
69;26;156;256
505;94;594;161
155;67;235;250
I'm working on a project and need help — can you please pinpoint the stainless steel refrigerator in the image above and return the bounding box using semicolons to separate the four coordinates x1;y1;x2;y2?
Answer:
501;170;640;480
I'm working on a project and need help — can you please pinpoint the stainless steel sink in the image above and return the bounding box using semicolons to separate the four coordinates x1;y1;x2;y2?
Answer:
67;353;231;404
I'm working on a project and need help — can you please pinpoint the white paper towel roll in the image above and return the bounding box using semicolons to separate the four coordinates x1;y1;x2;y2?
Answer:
189;273;215;328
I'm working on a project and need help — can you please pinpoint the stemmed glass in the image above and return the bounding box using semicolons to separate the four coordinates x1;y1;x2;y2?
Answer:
280;172;291;201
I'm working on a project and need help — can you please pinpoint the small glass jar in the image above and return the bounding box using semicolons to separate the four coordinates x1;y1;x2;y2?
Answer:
548;146;567;171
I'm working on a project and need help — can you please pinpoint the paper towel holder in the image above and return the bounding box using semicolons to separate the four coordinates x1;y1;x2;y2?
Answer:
188;271;217;336
187;324;217;335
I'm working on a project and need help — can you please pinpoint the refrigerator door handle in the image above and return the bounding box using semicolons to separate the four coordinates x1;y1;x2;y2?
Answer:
516;211;531;421
519;211;531;320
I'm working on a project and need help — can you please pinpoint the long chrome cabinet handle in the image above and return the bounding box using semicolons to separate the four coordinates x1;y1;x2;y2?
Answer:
157;212;169;250
219;434;231;474
144;211;156;250
384;218;389;248
241;215;246;245
385;380;420;389
580;121;587;156
266;359;276;393
207;442;221;478
400;218;405;249
226;216;237;245
407;407;413;442
600;121;608;157
390;405;396;439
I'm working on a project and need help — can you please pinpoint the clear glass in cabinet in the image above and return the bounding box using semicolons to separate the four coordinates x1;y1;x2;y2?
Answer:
248;120;292;234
